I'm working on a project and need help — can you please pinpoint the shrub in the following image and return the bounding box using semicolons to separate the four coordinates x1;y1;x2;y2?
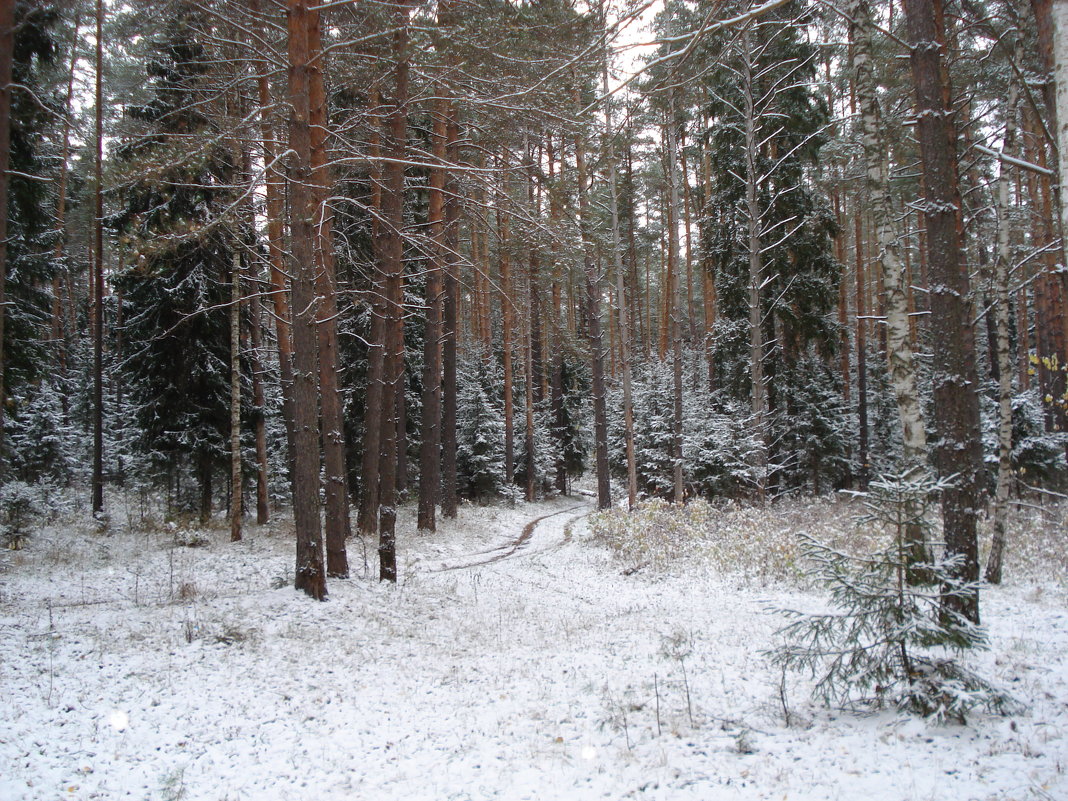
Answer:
769;472;1017;722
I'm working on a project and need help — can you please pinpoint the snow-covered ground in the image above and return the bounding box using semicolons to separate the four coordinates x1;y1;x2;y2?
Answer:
1;492;1065;800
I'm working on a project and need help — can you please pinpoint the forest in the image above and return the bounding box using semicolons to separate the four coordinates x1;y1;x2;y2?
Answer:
1;0;1067;797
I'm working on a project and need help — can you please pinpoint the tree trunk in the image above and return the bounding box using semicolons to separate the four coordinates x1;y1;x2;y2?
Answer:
1051;0;1068;438
254;0;297;480
851;0;928;473
986;79;1021;585
377;0;410;581
229;250;243;542
440;102;461;519
742;32;767;502
547;135;568;494
604;63;638;509
308;6;349;578
358;88;386;538
574;89;611;511
524;136;539;502
91;0;105;515
498;167;515;493
245;255;271;525
0;0;11;477
903;0;984;623
198;453;212;526
417;96;447;532
665;107;685;504
286;0;327;600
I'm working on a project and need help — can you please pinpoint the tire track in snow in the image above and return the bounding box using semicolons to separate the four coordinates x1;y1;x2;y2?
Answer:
430;500;592;572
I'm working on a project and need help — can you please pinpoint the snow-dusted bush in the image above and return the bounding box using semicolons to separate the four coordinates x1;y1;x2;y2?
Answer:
770;472;1017;722
0;481;49;549
455;358;507;501
4;381;78;485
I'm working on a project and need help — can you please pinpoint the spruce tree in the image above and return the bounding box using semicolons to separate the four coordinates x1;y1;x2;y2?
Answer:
110;6;239;522
1;2;60;441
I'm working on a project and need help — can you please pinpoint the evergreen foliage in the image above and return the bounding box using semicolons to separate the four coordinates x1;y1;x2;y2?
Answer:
2;1;61;398
109;6;242;509
456;357;507;501
0;480;47;549
4;379;74;484
770;472;1016;722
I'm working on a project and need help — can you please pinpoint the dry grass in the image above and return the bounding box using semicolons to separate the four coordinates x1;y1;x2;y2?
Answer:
590;494;1068;590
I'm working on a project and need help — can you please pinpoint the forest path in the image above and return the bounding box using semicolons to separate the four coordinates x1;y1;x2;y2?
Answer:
429;494;594;572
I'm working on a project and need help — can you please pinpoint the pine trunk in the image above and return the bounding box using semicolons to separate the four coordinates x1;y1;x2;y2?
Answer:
377;0;410;581
903;0;984;623
417;97;447;532
604;64;638;509
0;0;13;477
308;7;349;578
742;35;767;502
286;0;327;600
665;109;685;504
574;92;611;511
254;1;298;479
440;104;461;519
230;250;243;542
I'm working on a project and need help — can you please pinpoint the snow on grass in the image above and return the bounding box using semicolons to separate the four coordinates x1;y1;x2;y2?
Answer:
0;491;1065;800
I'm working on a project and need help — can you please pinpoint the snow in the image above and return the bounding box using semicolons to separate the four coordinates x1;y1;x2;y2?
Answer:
1;493;1065;800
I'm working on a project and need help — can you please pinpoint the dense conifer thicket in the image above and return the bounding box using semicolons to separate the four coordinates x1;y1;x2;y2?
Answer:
0;0;1066;602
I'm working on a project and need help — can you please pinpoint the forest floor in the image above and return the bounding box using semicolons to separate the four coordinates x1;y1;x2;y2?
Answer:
1;489;1066;800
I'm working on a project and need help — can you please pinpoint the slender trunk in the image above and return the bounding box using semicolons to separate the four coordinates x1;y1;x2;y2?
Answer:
91;0;105;515
604;62;638;509
742;34;767;501
378;0;410;581
903;0;984;623
852;0;930;571
358;91;386;538
679;128;697;345
547;135;567;494
417;97;447;532
50;13;80;385
498;167;515;492
230;250;243;542
665;107;685;504
440;103;460;518
524;136;538;502
986;80;1021;585
395;356;407;496
1051;0;1068;437
308;6;349;578
286;0;327;600
574;88;611;510
834;192;852;403
254;0;297;476
0;0;12;475
246;256;270;525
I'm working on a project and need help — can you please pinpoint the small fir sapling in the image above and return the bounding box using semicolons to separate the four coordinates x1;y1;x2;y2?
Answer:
769;471;1017;722
0;481;46;549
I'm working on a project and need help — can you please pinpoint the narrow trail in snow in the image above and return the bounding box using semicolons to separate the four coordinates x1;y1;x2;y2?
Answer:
430;498;593;572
